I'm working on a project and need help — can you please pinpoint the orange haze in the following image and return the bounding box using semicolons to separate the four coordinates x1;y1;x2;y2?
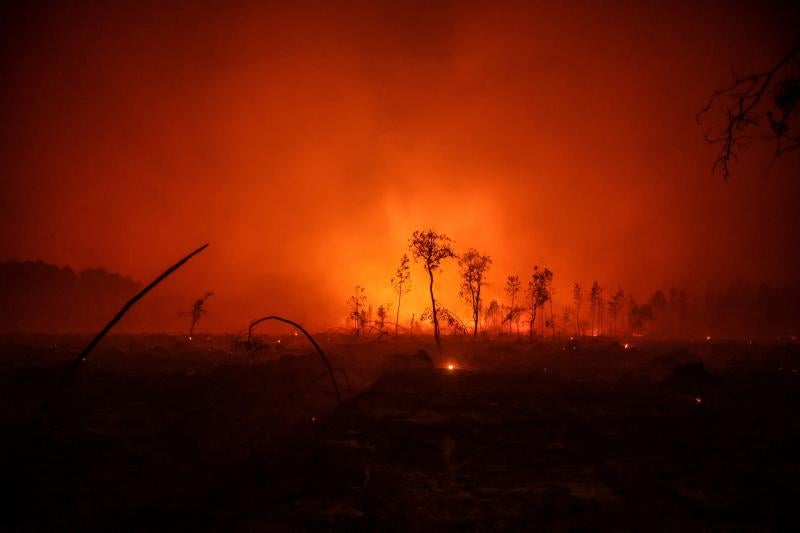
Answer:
1;1;799;332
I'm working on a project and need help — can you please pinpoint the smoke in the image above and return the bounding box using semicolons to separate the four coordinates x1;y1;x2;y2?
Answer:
1;1;799;331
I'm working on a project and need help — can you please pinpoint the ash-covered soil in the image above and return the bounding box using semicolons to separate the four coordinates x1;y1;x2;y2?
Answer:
1;334;798;531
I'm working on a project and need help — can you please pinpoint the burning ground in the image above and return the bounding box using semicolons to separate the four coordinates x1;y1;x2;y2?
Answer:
1;335;798;530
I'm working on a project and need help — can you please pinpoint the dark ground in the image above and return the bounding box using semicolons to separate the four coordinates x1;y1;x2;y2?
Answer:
1;334;799;531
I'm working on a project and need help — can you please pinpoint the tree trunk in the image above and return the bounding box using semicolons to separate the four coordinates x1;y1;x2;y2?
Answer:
395;291;401;336
428;269;440;346
473;286;480;337
549;297;556;337
508;295;514;334
529;306;534;339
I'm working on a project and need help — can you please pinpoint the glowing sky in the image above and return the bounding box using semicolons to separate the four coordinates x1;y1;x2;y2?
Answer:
1;1;799;331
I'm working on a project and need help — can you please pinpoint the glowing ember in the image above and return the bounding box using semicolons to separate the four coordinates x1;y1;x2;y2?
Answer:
311;416;317;422
624;343;629;349
447;364;455;371
705;336;711;341
694;396;703;405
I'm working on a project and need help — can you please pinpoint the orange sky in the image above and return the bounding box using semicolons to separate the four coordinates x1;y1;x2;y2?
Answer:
1;1;799;332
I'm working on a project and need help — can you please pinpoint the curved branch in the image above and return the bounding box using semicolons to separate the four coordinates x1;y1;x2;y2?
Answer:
247;315;342;406
41;243;210;414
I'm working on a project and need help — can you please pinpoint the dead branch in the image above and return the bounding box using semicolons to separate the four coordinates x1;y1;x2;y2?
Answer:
697;43;800;179
41;243;210;415
247;315;342;406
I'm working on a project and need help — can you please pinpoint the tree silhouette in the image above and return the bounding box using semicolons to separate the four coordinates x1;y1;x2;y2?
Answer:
649;289;668;324
597;286;605;335
629;297;654;336
698;41;800;179
187;291;214;340
589;281;601;336
409;229;455;346
573;283;583;336
376;304;389;333
544;269;556;336
485;299;501;333
504;275;521;333
525;275;538;338
390;254;411;336
608;287;625;336
458;248;492;337
348;285;367;335
525;266;553;337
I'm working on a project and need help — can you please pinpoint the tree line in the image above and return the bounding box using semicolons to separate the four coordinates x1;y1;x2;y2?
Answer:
343;229;688;346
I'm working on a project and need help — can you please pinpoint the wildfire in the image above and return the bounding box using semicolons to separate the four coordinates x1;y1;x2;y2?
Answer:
447;363;455;371
624;343;629;349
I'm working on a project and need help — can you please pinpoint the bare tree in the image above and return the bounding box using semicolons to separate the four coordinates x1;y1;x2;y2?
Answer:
629;297;654;336
504;275;521;334
348;285;367;335
526;266;553;337
546;271;556;337
573;283;583;336
409;229;455;346
390;254;411;336
458;248;492;337
597;286;605;336
187;291;214;340
485;299;501;333
589;281;601;336
525;275;538;338
698;42;800;179
608;287;625;336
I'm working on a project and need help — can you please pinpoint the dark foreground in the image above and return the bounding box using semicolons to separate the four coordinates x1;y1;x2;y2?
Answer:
1;334;798;531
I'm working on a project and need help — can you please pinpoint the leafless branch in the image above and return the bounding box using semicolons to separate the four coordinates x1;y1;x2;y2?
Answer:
698;43;800;180
41;243;210;415
247;315;343;406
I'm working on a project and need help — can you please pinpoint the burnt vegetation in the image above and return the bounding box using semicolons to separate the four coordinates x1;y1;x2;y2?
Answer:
1;236;800;531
